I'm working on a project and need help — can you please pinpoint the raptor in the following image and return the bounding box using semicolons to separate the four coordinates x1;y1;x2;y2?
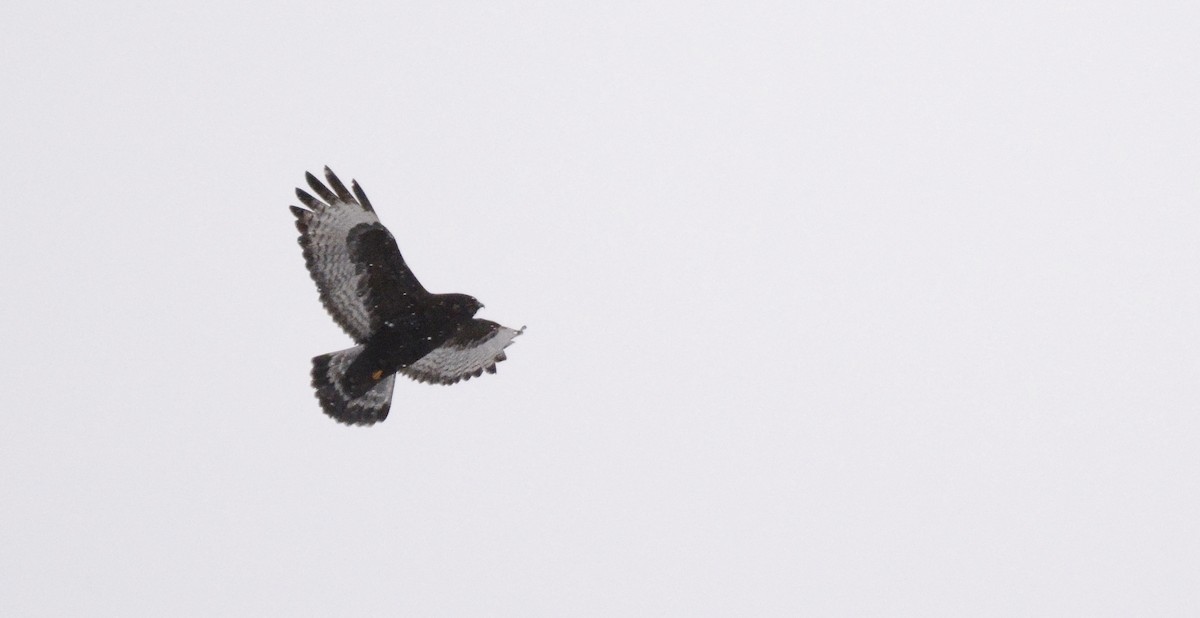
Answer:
290;167;523;425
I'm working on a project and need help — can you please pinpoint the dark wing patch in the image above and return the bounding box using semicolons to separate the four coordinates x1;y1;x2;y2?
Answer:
291;167;426;342
346;222;429;333
400;320;525;385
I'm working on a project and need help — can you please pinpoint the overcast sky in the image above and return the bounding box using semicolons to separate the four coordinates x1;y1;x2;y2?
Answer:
2;1;1198;615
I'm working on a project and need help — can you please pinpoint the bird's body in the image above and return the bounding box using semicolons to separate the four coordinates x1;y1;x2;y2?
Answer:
290;167;522;425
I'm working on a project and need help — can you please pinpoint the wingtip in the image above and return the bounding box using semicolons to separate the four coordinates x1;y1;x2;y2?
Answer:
351;179;375;212
323;166;354;201
305;170;338;204
322;166;337;187
295;188;321;211
289;205;312;232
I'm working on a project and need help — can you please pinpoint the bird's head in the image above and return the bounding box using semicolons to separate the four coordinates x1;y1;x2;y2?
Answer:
446;293;484;318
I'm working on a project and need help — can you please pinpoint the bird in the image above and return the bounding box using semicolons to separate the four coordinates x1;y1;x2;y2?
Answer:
289;167;523;426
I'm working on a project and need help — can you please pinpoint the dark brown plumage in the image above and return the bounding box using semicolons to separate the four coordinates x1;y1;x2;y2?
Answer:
290;167;523;425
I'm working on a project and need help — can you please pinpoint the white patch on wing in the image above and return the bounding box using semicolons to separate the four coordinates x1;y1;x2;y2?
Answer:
304;197;381;341
401;324;524;385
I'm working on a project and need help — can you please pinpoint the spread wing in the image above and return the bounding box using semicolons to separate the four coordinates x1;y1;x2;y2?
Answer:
290;167;428;342
400;320;525;385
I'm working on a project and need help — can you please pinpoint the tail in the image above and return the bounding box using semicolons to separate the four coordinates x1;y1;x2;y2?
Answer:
311;346;396;426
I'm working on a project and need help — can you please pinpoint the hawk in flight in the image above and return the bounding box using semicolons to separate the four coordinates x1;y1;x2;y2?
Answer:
290;167;523;425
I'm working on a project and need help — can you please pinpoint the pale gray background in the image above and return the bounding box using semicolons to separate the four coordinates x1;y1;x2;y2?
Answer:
1;1;1198;615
